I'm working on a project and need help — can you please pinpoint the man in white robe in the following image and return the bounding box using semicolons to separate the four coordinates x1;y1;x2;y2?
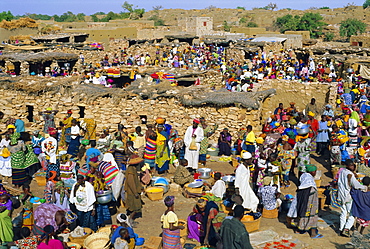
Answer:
184;119;204;170
234;151;259;212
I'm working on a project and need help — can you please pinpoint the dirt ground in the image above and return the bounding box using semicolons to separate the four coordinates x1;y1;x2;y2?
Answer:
26;152;364;248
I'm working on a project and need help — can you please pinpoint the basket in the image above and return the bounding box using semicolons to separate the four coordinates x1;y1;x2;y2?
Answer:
262;208;278;219
97;226;111;235
145;187;164;201
69;227;93;245
241;216;261;233
220;203;233;215
66;242;82;249
84;233;110;249
231;158;239;167
178;219;188;238
184;184;203;194
34;176;46;186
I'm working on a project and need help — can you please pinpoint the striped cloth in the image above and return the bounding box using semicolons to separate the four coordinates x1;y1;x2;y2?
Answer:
98;161;119;186
144;138;156;168
162;228;181;249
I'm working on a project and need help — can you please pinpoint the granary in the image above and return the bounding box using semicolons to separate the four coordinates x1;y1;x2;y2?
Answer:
31;33;89;44
0;52;78;75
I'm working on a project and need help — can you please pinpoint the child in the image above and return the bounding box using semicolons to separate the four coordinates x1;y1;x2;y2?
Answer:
351;176;370;234
173;159;193;186
204;172;226;199
114;227;130;249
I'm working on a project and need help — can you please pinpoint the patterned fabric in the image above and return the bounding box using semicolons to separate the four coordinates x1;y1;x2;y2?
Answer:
83;118;97;140
15;235;39;249
162;228;181;249
357;218;370;227
98;161;119;186
24;144;39;168
277;144;295;181
34;203;63;231
144;137;156;167
44;180;55;203
293;138;311;172
8;140;26;169
76;210;97;232
96;203;112;227
41;113;56;134
156;131;170;172
293;187;319;231
46;160;60;179
257;186;278;210
199;125;217;155
12;168;27;186
173;165;193;185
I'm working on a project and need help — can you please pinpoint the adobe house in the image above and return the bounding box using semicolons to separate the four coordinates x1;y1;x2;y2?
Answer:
350;35;370;47
31;33;89;44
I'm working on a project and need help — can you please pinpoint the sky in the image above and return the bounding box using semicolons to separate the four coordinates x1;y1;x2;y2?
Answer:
1;0;365;16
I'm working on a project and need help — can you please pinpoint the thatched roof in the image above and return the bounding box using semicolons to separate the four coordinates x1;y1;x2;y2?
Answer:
0;52;78;63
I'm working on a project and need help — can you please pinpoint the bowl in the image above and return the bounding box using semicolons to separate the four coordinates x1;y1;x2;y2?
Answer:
135;237;145;246
222;175;235;183
297;124;310;135
153;177;169;186
96;190;112;204
197;168;212;179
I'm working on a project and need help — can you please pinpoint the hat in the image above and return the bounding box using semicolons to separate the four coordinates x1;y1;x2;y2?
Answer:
1;148;10;158
289;119;297;125
67;109;72;114
325;104;332;109
193;119;200;124
308;111;315;117
46;107;52;111
65;211;77;224
256;137;264;144
6;125;15;129
128;154;144;165
242;151;252;159
290;102;295;105
306;164;317;172
263;176;273;186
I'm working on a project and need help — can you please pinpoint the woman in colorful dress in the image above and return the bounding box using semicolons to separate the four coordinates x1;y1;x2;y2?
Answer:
161;196;184;249
60;110;73;148
144;124;157;169
277;135;296;187
19;185;34;230
67;119;81;157
293;132;312;175
155;125;170;174
44;171;57;204
199;118;217;165
8;132;27;188
218;128;232;156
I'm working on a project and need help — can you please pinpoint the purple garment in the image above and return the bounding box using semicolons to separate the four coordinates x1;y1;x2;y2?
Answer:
34;203;64;231
187;215;202;242
351;189;370;221
0;199;12;210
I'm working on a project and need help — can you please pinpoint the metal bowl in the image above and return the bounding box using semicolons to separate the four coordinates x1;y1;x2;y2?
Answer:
297;124;310;135
96;190;112;204
197;168;212;179
222;175;235;183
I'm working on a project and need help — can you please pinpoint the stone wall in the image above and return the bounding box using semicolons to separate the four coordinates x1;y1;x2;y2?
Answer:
0;78;337;140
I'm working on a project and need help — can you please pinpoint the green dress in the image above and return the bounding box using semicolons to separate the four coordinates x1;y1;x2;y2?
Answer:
0;209;14;242
199;125;218;155
24;144;39;168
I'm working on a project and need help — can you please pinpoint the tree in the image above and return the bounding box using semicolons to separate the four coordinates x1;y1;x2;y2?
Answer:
223;21;230;32
236;6;245;10
340;18;367;39
148;15;165;26
152;5;163;11
246;22;258;27
0;11;14;21
324;32;335;41
275;14;300;32
122;1;145;19
297;13;326;38
76;13;85;21
364;0;370;8
266;2;278;10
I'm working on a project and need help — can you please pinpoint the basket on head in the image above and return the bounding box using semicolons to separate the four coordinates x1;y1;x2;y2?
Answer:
83;233;110;249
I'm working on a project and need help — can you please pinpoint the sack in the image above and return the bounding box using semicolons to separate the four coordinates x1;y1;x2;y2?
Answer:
189;137;197;151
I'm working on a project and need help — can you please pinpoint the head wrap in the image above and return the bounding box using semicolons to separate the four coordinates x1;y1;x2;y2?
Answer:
55;181;65;204
65;210;77;224
242;151;252;159
193;119;200;124
48;127;57;135
256;137;264;144
157;124;165;128
290;102;295;105
325;104;332;109
67;109;72;114
308;111;315;117
81;139;89;146
46;107;52;111
299;172;317;189
164;196;175;207
117;213;131;227
263;176;273;186
282;135;289;141
196;198;207;209
48;171;57;183
7;125;15;129
306;164;317;172
289;119;297;125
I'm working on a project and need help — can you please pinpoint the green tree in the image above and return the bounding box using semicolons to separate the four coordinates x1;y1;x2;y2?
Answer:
324;32;335;41
340;18;367;39
275;14;300;32
364;0;370;8
76;13;85;21
148;15;165;26
320;7;330;9
122;1;145;19
223;21;230;31
236;6;245;10
0;11;14;21
297;12;326;38
246;22;258;27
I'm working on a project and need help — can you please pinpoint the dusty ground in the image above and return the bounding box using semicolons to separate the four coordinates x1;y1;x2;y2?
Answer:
26;152;365;248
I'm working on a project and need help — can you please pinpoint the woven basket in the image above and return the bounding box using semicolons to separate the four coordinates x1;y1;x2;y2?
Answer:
262;208;278;219
69;227;93;245
178;219;188;238
34;176;46;186
84;233;110;249
241;216;261;233
145;187;164;201
184;184;203;194
66;242;82;249
97;226;111;235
